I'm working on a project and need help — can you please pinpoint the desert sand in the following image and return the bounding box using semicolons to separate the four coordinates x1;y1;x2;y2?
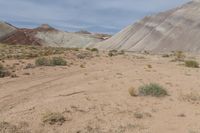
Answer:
0;50;200;133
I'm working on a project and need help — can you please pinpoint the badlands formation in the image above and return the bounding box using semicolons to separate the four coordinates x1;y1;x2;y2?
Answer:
0;1;200;133
94;0;200;53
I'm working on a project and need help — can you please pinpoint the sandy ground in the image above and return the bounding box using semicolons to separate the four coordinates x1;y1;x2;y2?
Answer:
0;53;200;133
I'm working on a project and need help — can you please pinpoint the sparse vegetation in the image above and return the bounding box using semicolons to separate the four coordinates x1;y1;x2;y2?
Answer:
51;57;67;66
0;44;78;60
134;112;152;119
0;121;30;133
138;83;168;97
77;52;92;59
172;51;186;61
35;57;67;66
0;63;10;78
180;92;200;103
185;60;199;68
86;48;99;52
162;54;170;58
35;57;50;66
108;50;124;57
42;112;66;125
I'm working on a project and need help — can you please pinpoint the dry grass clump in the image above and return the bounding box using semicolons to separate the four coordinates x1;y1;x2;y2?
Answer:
42;112;66;125
180;92;200;103
128;87;138;97
0;63;10;78
172;51;186;62
0;121;30;133
134;112;152;119
138;83;168;97
184;60;199;68
76;52;92;59
35;57;67;66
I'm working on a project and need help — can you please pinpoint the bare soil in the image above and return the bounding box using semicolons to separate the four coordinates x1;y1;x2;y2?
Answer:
0;52;200;133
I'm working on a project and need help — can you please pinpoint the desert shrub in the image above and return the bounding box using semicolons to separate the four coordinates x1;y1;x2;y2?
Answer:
35;57;50;66
138;83;168;97
162;54;170;58
50;57;67;66
108;50;125;57
185;60;199;68
35;57;67;66
90;48;99;52
180;92;200;103
77;52;92;59
108;50;118;57
173;51;186;61
0;63;10;78
42;112;65;125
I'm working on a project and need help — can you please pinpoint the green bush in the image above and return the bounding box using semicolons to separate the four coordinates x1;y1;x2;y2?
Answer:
0;63;10;78
35;57;50;66
138;83;168;97
35;57;67;66
51;57;67;66
185;60;199;68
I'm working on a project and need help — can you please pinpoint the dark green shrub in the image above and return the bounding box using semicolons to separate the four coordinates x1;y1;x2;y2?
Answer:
35;57;50;66
185;60;199;68
51;57;67;66
90;48;99;52
138;83;168;97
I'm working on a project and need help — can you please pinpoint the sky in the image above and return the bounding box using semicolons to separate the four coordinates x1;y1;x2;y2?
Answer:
0;0;189;34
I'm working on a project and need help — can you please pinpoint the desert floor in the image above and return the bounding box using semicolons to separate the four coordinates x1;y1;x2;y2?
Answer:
0;52;200;133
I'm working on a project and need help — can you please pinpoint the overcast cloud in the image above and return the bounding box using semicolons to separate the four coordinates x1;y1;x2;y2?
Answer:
0;0;189;34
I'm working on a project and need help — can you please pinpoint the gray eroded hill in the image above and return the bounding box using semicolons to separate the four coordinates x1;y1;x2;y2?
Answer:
0;22;16;39
93;0;200;53
0;23;110;48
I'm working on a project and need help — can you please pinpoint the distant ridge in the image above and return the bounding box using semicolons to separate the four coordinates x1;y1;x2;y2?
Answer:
0;22;111;47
